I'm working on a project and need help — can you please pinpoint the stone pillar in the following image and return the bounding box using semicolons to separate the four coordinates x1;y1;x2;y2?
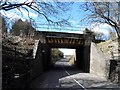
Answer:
76;46;84;70
84;32;95;73
41;44;51;70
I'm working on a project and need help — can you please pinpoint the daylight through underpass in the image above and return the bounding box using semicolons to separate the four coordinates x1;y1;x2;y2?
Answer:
50;48;76;66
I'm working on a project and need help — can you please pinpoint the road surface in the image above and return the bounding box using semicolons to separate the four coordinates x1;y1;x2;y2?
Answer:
28;58;119;89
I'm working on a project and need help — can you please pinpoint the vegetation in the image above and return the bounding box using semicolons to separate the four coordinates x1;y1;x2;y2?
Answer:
1;15;7;34
11;19;35;36
81;2;120;38
51;48;64;61
2;16;35;88
2;36;33;88
109;30;117;41
69;55;75;65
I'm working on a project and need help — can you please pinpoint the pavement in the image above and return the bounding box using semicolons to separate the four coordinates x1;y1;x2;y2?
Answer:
28;58;120;89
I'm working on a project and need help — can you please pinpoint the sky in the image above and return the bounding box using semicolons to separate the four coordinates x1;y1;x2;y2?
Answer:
1;1;114;36
59;48;75;55
1;0;116;55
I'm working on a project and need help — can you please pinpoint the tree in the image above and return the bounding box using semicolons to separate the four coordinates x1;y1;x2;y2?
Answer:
51;48;64;60
109;30;117;40
1;15;7;34
11;19;35;36
81;2;120;38
1;0;73;26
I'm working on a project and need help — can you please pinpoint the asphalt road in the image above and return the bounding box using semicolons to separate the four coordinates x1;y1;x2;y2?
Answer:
29;58;84;89
28;58;119;89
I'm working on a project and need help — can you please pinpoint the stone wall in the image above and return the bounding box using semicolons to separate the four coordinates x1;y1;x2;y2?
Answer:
31;41;51;80
31;41;44;79
90;42;110;79
33;40;39;58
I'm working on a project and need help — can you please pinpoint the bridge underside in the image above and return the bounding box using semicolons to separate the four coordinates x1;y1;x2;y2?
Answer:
46;37;85;48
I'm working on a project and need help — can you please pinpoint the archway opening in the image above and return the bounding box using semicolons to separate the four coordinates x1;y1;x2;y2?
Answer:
50;48;76;66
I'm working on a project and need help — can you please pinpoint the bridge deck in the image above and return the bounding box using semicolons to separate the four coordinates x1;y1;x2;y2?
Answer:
35;31;85;39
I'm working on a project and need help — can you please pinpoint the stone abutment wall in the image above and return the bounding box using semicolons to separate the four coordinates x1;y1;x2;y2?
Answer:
90;42;110;79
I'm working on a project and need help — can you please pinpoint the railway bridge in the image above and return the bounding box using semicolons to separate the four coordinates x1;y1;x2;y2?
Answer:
31;31;95;79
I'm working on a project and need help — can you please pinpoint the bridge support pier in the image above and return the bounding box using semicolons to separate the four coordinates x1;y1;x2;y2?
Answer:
41;44;51;71
76;45;90;73
31;42;51;80
76;46;84;71
75;33;94;73
83;45;91;73
31;41;44;79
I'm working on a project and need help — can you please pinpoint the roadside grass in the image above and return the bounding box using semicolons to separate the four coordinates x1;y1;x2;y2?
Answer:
97;40;112;54
69;55;74;65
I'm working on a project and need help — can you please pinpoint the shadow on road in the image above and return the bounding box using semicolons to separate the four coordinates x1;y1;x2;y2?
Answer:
28;58;119;89
28;58;83;88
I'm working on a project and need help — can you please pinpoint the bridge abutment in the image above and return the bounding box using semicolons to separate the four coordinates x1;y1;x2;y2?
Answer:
41;44;51;70
31;40;51;79
31;41;44;79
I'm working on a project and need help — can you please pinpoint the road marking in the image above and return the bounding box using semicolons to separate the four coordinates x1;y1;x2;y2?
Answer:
65;70;70;76
65;69;87;90
73;79;87;90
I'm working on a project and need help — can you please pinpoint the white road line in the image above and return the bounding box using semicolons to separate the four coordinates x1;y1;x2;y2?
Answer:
65;69;86;90
65;70;70;76
73;79;87;90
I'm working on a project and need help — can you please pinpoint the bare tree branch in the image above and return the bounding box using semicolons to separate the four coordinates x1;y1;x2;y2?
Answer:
0;1;73;27
80;2;120;38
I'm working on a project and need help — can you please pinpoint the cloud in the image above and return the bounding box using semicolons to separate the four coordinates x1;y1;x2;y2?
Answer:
91;23;115;40
69;20;77;25
92;23;113;35
1;6;38;21
0;10;26;21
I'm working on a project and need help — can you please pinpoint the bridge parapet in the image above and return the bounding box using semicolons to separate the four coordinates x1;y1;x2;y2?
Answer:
84;33;95;46
35;31;84;38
